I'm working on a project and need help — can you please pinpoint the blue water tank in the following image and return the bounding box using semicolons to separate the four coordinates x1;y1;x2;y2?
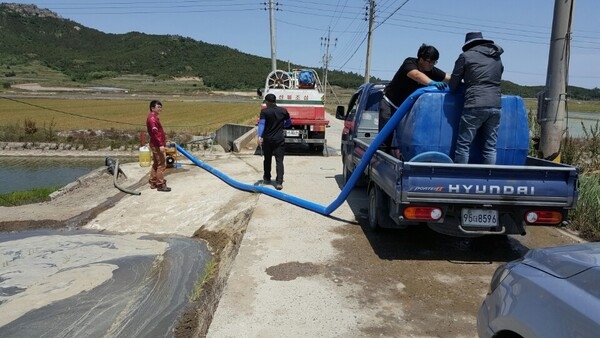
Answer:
395;92;529;165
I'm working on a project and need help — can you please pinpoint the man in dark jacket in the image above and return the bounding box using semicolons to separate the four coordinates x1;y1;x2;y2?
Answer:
449;32;504;164
257;93;291;190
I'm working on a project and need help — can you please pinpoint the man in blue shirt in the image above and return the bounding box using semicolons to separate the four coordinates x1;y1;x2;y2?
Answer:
257;93;292;190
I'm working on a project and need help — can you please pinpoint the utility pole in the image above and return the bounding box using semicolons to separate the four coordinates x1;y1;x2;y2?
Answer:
268;0;277;72
321;27;335;103
364;0;375;83
538;0;575;162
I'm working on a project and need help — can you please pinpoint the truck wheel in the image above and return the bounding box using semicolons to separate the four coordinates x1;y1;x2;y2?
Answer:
343;159;352;185
308;144;324;153
368;185;392;231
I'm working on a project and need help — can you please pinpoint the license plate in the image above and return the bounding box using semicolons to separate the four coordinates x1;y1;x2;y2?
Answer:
286;130;300;137
461;208;498;227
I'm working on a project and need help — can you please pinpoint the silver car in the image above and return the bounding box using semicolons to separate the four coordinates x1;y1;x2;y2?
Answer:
477;242;600;338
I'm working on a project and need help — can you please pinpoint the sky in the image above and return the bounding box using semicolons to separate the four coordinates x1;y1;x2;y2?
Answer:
5;0;600;89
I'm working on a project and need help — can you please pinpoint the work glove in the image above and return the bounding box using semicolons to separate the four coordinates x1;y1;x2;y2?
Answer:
428;81;447;90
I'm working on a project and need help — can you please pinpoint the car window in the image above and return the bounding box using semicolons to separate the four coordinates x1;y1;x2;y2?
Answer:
365;90;383;112
358;110;379;130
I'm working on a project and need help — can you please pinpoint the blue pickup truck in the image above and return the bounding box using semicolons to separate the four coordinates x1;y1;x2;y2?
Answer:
335;83;579;237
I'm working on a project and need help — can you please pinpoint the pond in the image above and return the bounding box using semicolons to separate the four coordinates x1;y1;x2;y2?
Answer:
565;112;600;137
0;156;135;195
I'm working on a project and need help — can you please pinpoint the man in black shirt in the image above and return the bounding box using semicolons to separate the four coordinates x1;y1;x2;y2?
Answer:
379;44;450;155
257;93;292;190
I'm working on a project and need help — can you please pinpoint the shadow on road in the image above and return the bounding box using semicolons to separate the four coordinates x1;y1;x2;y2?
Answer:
359;221;528;263
252;144;329;157
333;173;529;264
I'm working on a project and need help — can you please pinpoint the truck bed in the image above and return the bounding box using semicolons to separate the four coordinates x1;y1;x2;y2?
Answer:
362;141;578;206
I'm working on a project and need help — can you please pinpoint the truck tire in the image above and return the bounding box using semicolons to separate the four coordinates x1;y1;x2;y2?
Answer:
343;159;352;185
368;185;393;231
308;144;324;153
308;131;325;154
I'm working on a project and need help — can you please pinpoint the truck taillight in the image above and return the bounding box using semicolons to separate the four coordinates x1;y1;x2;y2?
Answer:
310;125;326;132
403;207;443;221
524;210;563;225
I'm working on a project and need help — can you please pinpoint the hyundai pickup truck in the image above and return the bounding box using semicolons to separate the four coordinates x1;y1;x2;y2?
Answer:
336;85;578;237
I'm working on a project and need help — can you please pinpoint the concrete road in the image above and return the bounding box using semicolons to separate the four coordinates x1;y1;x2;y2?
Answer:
203;115;583;337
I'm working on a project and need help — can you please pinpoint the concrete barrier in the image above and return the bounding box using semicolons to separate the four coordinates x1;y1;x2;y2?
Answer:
233;127;258;153
215;124;255;152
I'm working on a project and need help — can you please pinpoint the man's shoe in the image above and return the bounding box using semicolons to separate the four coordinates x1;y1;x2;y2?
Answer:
275;183;283;190
263;178;271;184
157;185;171;192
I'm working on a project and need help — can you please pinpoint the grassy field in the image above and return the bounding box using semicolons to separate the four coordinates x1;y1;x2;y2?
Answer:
2;61;597;135
1;96;260;135
1;84;598;141
523;97;600;114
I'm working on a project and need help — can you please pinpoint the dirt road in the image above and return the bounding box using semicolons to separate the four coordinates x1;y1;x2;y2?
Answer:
0;112;584;337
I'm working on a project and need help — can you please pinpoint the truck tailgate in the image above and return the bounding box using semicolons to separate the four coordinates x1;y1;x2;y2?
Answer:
370;155;578;208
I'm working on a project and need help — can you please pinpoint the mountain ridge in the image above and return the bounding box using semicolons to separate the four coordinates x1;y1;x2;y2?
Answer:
1;3;599;99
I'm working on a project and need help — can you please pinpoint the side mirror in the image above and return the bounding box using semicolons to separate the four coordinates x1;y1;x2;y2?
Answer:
335;106;345;120
256;88;263;97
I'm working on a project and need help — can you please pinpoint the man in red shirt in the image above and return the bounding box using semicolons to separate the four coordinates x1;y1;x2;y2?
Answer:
146;100;171;192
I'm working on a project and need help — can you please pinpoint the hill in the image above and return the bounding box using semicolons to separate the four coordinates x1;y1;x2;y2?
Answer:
1;3;599;100
0;3;368;91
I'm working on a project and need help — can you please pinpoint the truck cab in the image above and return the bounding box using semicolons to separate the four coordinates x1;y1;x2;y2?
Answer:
335;82;386;182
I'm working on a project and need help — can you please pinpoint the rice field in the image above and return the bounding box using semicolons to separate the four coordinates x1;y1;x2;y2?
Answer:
0;96;260;135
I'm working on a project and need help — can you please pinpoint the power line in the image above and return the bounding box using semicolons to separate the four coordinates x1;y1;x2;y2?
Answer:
373;0;410;31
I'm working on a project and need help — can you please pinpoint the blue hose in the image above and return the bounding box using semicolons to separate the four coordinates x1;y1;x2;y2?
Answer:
177;87;434;215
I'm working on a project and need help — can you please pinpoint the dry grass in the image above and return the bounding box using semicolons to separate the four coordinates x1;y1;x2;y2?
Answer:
523;97;600;114
0;97;259;135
